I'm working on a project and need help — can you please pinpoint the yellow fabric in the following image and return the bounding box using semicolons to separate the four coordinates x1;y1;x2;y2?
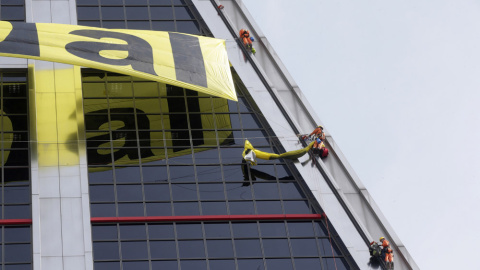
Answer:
0;21;236;100
242;140;314;165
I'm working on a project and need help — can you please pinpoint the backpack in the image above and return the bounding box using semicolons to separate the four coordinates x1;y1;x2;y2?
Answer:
369;242;382;257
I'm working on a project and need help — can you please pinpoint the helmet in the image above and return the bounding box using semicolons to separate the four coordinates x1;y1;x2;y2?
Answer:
317;125;324;130
380;237;385;241
250;36;255;42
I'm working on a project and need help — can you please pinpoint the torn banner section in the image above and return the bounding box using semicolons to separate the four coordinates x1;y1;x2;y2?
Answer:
242;140;314;165
0;21;236;100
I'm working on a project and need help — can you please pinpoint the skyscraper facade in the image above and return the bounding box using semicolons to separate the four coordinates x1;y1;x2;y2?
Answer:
0;0;418;269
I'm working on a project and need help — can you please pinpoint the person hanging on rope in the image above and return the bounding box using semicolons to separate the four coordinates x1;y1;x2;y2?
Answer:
301;125;328;158
239;29;254;52
380;237;394;269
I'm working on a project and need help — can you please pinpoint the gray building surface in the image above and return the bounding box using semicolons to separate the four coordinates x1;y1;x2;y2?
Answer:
0;0;418;269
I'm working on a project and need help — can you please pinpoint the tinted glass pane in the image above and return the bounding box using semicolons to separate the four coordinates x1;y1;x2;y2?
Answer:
1;6;24;20
92;225;118;240
101;7;124;20
178;240;205;258
150;7;173;20
118;203;144;216
126;7;148;20
295;258;322;269
238;259;265;270
93;242;119;260
150;240;177;259
116;184;143;201
174;6;193;20
4;244;31;263
256;201;283;214
209;260;235;270
180;260;207;270
176;21;200;35
235;239;262;258
123;261;148;270
176;223;202;239
90;185;115;202
4;205;30;219
121;241;148;259
4;227;30;242
204;223;230;238
228;201;254;215
144;184;170;201
201;202;227;215
90;203;116;217
77;7;100;20
149;224;174;239
151;261;178;270
120;224;146;239
232;222;258;238
206;240;233;258
262;239;290;257
4;186;30;203
152;21;176;32
94;262;120;270
260;222;286;237
290;238;319;257
266;259;294;270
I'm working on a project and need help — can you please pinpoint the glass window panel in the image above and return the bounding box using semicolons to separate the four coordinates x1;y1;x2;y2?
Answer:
253;183;281;200
201;201;227;215
4;227;30;242
102;20;126;28
256;201;283;215
206;239;233;258
4;167;29;184
198;183;225;200
118;203;144;216
227;114;241;129
142;166;168;183
126;7;148;20
196;166;222;182
260;222;286;238
235;239;262;258
262;239;290;257
232;222;258;238
77;0;99;5
171;183;198;201
100;0;123;6
79;21;102;27
318;239;341;257
149;224;174;239
150;7;174;20
228;201;254;215
174;6;193;20
150;240;177;259
90;203;116;217
193;148;219;164
89;169;114;184
94;262;120;270
240;114;262;129
116;184;143;201
172;0;185;4
283;200;311;214
144;184;170;201
279;182;306;199
114;166;141;183
266;259;294;270
4;149;28;166
3;84;27;97
77;6;100;20
149;0;172;4
123;261;149;270
290;238;318;257
4;99;27;114
175;223;202;239
4;186;30;203
323;258;349;270
169;165;195;182
178;240;205;258
243;130;268;146
101;7;124;20
219;147;242;164
90;185;115;202
4;205;30;219
152;21;175;32
93;242;119;260
119;224;146;239
225;183;251;200
275;165;294;179
92;225;118;240
125;0;148;5
209;260;235;270
1;6;25;20
222;165;246;182
237;259;265;270
121;241;148;260
146;202;172;216
4;244;31;262
313;221;328;237
287;222;315;237
168;150;193;164
294;258;322;269
5;115;27;130
151;261;178;270
4;264;32;270
180;260;207;270
204;223;230;239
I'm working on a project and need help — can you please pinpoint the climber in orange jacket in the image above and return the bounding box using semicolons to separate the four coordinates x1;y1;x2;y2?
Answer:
380;237;394;269
239;29;253;49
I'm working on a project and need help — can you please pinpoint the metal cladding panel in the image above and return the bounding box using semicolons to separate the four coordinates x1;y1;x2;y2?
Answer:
192;0;418;269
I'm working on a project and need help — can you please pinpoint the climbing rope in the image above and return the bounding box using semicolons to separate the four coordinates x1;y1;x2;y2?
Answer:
324;214;339;270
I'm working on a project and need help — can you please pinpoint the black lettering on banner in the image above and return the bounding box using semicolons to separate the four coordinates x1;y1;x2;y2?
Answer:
169;32;208;87
65;30;156;76
86;108;154;165
0;22;40;56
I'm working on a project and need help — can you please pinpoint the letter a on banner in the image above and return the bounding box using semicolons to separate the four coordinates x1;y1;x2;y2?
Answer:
0;21;236;101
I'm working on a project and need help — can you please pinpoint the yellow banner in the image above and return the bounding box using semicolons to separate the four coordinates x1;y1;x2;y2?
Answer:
0;21;236;100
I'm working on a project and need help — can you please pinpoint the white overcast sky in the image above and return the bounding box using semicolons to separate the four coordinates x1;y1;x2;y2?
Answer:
241;0;480;269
